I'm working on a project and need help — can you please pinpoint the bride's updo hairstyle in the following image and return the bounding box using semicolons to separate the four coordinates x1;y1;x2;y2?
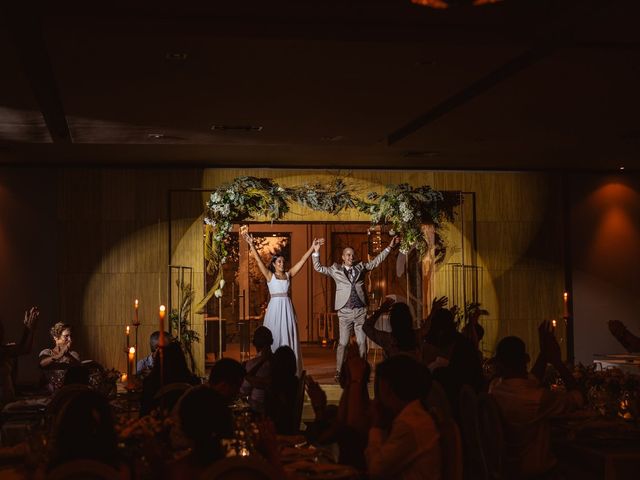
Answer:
268;255;285;273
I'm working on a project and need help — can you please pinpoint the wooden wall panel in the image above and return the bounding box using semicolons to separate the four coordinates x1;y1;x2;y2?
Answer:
55;167;564;374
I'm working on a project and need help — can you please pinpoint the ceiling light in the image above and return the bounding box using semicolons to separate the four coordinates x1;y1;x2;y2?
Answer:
147;133;165;140
165;52;188;61
619;166;625;171
210;125;263;132
411;0;503;8
403;150;442;158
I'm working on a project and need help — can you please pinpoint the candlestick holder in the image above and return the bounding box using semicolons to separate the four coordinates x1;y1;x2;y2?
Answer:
132;324;140;374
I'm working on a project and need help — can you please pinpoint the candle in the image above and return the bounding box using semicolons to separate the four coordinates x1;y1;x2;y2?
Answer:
134;299;140;326
551;319;557;331
126;325;130;351
563;292;569;319
127;347;135;388
121;373;128;383
159;305;166;346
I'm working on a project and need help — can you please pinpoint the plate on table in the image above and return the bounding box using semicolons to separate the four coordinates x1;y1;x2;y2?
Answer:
284;460;358;479
277;434;307;447
281;446;318;463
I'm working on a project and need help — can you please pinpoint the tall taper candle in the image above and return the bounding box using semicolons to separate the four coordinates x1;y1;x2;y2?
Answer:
159;305;166;346
134;299;140;326
127;347;135;389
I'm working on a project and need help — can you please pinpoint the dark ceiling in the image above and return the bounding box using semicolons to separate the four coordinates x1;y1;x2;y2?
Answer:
1;0;639;171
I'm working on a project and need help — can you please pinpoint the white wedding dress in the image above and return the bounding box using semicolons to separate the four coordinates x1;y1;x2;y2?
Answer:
263;273;302;375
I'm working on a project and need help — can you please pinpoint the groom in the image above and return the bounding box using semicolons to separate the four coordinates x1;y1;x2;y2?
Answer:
312;236;400;382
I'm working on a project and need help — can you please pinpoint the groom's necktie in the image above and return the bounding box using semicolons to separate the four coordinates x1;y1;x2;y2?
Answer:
344;266;365;308
345;267;355;283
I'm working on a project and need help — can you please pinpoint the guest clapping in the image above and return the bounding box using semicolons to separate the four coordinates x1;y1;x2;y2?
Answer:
39;322;80;393
39;322;80;368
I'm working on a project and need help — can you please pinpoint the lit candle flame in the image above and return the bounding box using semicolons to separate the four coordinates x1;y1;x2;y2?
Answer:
126;326;130;335
134;299;139;309
129;347;135;354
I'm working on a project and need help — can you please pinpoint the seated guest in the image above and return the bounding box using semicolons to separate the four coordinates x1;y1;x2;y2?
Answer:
47;390;128;475
240;326;273;413
363;298;420;360
489;322;583;479
422;307;484;418
39;322;81;393
167;385;233;480
208;357;245;403
336;343;373;470
265;346;299;434
0;306;39;406
365;355;442;479
140;341;200;415
137;330;172;376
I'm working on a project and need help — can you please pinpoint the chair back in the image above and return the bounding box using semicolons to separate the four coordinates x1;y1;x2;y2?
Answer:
477;393;505;480
46;459;121;480
425;380;453;420
430;407;463;480
458;385;488;480
292;370;306;432
198;456;280;480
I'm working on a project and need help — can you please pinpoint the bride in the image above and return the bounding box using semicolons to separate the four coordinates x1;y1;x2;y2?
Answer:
242;230;324;375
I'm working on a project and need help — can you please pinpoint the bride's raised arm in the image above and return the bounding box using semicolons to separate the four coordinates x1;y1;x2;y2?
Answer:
242;232;272;281
289;238;324;278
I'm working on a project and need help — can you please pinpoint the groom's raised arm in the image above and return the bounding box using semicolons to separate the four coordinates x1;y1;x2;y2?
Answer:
312;251;332;276
311;240;333;276
363;236;400;271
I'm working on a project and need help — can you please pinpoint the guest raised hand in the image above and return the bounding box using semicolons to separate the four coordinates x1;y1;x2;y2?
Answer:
305;375;327;417
23;306;40;330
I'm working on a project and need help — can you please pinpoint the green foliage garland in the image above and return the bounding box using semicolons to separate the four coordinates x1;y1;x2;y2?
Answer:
196;176;460;312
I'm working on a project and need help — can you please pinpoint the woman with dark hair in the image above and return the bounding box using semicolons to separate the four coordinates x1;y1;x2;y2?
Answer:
363;297;420;360
423;307;484;419
265;345;300;434
39;322;81;393
47;390;125;473
140;341;200;415
242;229;323;374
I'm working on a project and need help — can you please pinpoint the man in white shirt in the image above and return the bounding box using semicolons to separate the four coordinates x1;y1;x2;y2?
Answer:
365;355;442;480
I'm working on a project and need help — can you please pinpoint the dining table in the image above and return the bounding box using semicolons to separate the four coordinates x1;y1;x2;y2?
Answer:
551;409;640;480
277;434;361;480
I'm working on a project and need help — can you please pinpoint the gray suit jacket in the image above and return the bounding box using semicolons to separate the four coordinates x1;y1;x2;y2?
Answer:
312;247;392;310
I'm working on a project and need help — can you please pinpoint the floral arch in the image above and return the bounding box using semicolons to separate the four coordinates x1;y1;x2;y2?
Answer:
198;176;461;311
